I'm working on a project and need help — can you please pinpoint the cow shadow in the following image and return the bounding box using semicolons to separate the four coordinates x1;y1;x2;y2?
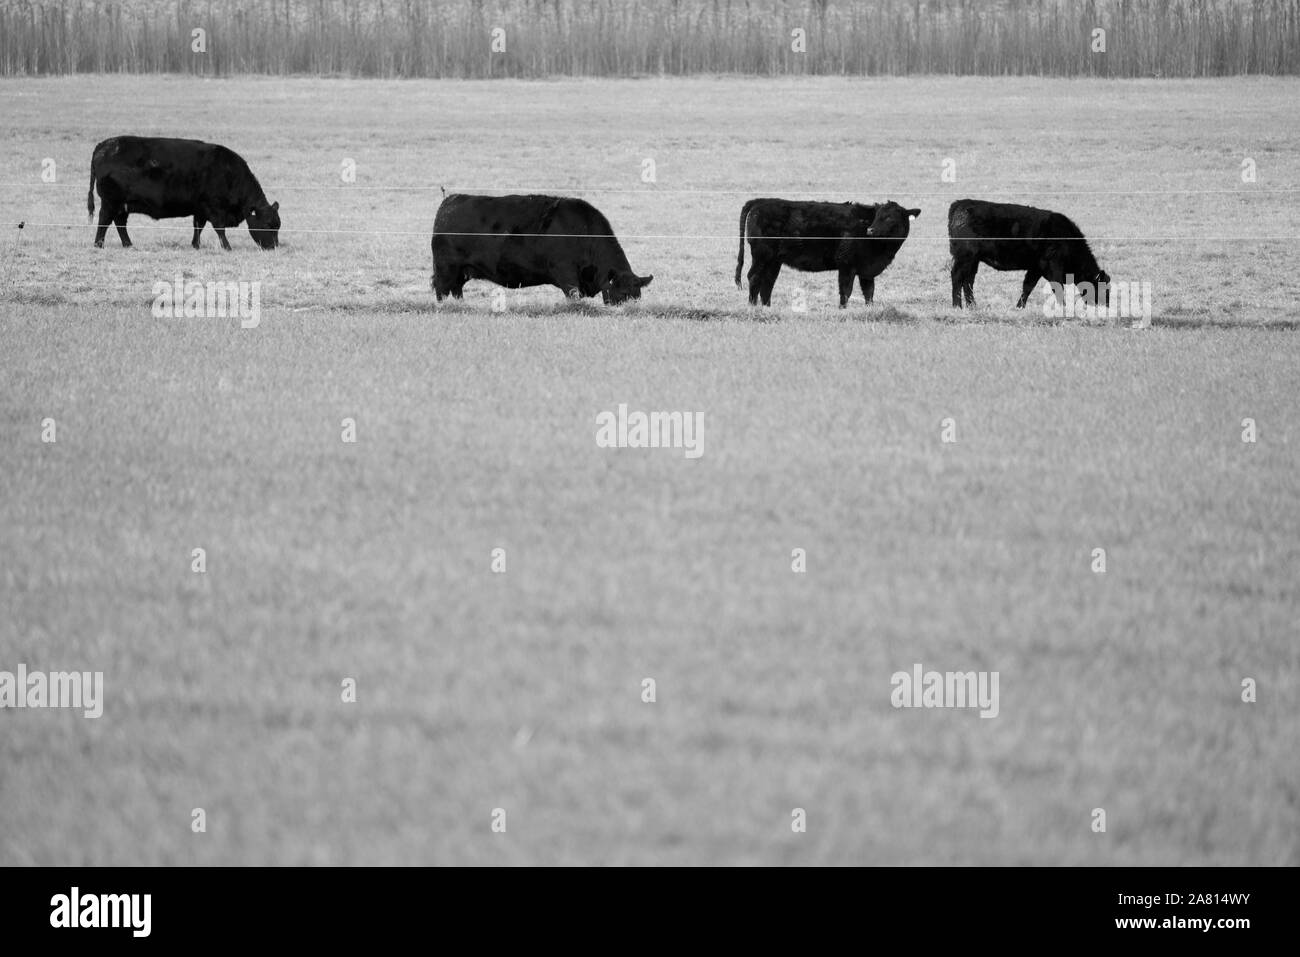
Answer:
651;303;923;324
407;295;1299;330
1149;315;1300;331
929;307;1300;331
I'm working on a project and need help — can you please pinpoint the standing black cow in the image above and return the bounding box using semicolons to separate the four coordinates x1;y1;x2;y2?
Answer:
88;136;280;250
431;194;652;304
735;198;920;307
948;199;1109;309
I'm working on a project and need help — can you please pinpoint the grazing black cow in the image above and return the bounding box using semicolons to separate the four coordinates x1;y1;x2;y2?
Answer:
948;199;1109;309
88;136;280;250
431;194;652;304
735;198;920;307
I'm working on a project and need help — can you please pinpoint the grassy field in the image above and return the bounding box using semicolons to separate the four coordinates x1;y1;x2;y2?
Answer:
1;76;1298;866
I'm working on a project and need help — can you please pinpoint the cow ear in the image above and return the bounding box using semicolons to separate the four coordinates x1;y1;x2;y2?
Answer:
637;274;653;287
908;208;921;220
272;201;279;210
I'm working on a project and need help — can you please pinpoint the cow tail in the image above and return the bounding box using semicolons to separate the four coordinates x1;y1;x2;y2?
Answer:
735;199;756;288
87;169;96;220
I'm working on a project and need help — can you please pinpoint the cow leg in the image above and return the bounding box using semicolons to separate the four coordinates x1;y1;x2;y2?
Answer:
747;253;769;305
1016;270;1042;309
432;261;459;301
93;204;114;248
950;257;970;308
214;227;232;251
859;274;875;304
192;216;206;249
759;263;781;307
961;261;978;308
1044;261;1067;304
552;268;583;300
838;269;854;308
113;210;132;248
559;281;582;300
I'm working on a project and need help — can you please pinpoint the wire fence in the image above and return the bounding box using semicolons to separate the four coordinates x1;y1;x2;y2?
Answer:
6;184;1300;196
5;221;1297;241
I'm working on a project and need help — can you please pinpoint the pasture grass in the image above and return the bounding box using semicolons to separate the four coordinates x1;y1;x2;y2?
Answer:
1;75;1298;864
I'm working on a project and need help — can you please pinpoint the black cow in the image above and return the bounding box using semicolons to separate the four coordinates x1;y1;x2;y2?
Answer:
735;198;920;307
88;136;280;250
431;194;652;304
948;199;1109;309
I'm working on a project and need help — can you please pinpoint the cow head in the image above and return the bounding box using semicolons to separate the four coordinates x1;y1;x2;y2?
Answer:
1077;269;1111;309
865;201;921;240
601;270;653;305
246;201;281;250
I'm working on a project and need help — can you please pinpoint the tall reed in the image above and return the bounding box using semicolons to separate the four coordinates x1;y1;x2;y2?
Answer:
2;0;1296;77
